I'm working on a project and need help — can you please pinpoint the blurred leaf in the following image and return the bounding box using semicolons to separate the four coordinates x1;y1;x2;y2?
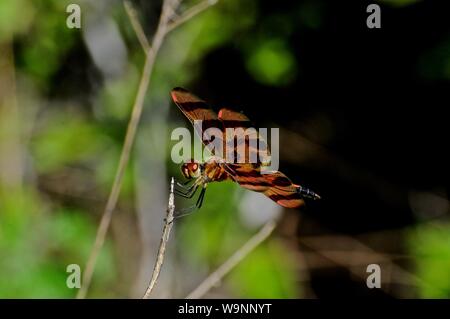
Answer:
408;223;450;298
44;209;117;296
180;0;257;57
158;0;257;85
18;0;77;88
0;188;116;297
93;145;135;199
245;38;297;86
178;182;241;264
178;181;299;298
228;240;299;298
0;189;43;249
0;0;35;41
32;113;111;173
97;67;139;120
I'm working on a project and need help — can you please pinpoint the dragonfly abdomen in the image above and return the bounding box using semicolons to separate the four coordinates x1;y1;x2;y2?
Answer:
296;185;321;200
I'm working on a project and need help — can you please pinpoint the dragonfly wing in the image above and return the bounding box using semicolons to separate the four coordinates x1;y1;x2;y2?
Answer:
171;88;310;209
218;108;252;127
262;171;305;208
223;163;271;192
224;163;305;208
171;87;218;125
263;187;305;208
218;108;271;165
171;87;223;156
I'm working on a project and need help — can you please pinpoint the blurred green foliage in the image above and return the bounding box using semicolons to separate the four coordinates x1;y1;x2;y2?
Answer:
33;114;104;173
176;175;298;298
0;189;116;297
245;38;297;86
0;0;35;41
0;0;299;298
408;223;450;298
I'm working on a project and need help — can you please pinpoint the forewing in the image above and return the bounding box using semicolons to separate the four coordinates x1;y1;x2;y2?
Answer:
171;87;219;126
218;108;271;165
171;87;223;156
218;108;252;127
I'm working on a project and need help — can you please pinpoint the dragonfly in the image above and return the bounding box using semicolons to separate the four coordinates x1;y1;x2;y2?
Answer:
171;87;320;212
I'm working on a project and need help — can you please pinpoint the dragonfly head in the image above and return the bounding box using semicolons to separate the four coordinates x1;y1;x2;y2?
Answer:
181;160;200;179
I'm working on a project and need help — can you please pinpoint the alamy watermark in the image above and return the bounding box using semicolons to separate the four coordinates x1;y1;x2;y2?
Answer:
366;4;381;29
171;120;279;173
66;264;81;289
366;264;381;289
66;4;81;29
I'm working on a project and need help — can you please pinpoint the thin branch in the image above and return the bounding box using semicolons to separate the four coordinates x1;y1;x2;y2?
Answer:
77;0;173;299
186;220;277;299
78;0;218;298
124;0;151;52
166;0;218;33
142;178;176;298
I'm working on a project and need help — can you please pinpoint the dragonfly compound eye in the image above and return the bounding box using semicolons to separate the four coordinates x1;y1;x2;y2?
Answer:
181;163;191;179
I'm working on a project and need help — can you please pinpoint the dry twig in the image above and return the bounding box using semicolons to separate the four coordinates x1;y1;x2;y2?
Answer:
77;0;218;298
142;178;176;298
123;0;150;52
166;0;218;33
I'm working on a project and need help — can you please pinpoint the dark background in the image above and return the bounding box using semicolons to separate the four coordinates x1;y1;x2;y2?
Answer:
190;0;449;231
178;0;450;297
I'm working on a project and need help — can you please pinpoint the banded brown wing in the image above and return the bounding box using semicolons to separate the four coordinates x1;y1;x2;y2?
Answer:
218;108;271;165
218;108;252;128
223;163;305;208
171;87;223;156
263;183;305;208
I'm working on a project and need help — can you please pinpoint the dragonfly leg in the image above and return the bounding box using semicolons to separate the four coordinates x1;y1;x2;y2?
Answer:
174;181;190;191
174;180;198;196
175;179;195;191
174;185;199;199
174;186;207;219
173;206;197;219
195;186;206;209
